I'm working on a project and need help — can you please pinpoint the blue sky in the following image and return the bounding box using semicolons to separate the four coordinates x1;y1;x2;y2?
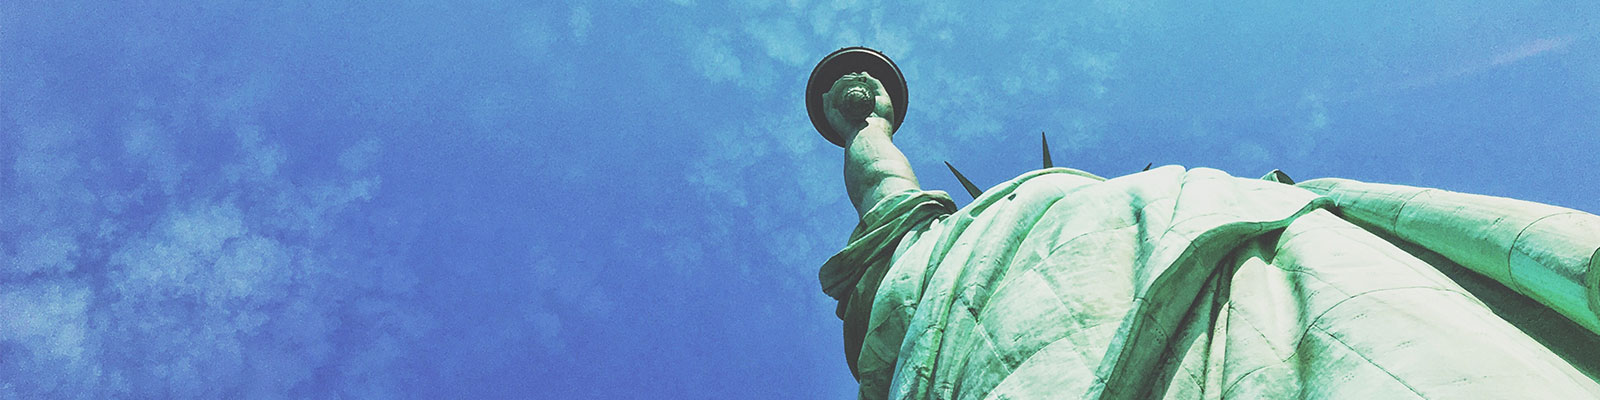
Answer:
3;1;1598;398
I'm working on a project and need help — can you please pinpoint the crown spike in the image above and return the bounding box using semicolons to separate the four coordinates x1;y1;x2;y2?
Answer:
1041;132;1053;169
945;161;983;200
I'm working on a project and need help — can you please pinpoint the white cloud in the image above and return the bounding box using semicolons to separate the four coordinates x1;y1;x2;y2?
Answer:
13;120;84;196
522;247;609;354
527;307;565;354
338;138;382;173
663;239;705;277
1231;141;1273;170
211;235;292;304
1061;116;1108;150
520;16;555;55
0;280;106;394
167;202;246;254
691;30;745;84
123;118;186;195
1;87;419;397
686;124;763;208
1302;92;1330;130
1285;129;1318;160
1075;50;1119;99
569;6;591;43
204;69;280;129
768;228;815;268
743;18;810;66
0;281;93;359
954;114;1003;141
3;230;78;277
224;125;285;183
1282;91;1330;159
867;17;915;58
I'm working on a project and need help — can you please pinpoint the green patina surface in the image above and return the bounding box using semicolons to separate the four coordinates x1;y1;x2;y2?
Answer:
820;166;1600;400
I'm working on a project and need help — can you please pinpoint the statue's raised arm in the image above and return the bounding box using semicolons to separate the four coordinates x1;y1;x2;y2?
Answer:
808;47;921;217
824;71;920;217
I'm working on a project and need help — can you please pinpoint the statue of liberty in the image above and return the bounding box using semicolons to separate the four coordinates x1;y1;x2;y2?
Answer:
808;47;1600;399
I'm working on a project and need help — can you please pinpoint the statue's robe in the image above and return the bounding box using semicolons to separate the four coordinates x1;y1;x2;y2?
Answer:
820;166;1600;400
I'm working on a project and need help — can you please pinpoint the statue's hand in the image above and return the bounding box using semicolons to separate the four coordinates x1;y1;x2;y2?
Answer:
823;72;896;144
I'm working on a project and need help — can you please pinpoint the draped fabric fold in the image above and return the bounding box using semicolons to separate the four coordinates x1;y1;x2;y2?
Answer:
820;189;958;379
820;166;1600;400
1299;178;1600;335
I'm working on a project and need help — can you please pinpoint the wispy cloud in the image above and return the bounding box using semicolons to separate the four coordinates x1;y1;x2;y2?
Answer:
520;15;556;55
690;29;748;85
0;57;424;397
1490;36;1573;66
743;18;811;67
1374;34;1582;93
570;6;592;43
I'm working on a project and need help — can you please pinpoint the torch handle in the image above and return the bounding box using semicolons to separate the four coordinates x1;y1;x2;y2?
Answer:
834;84;875;121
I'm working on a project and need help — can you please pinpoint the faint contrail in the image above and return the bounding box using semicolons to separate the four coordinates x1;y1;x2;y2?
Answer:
1337;30;1589;103
1395;34;1576;91
1491;36;1574;66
